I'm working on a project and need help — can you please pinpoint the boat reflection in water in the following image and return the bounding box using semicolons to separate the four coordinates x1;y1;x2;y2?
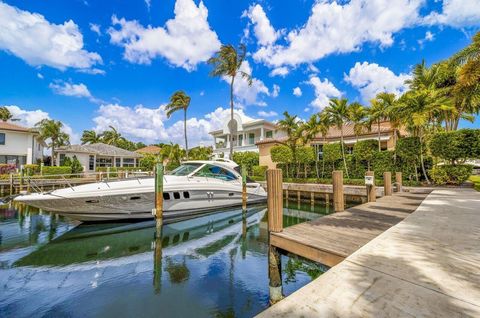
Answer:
1;202;326;318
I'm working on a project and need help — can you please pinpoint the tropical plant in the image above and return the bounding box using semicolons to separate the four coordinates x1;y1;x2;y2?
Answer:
166;90;191;159
270;145;293;177
0;107;17;122
70;155;83;174
189;146;213;160
35;119;70;166
323;98;350;177
368;93;396;151
100;126;123;146
208;44;252;158
232;151;259;175
160;143;185;171
353;140;378;170
277;111;304;177
347;102;367;143
300;114;322;178
81;130;101;144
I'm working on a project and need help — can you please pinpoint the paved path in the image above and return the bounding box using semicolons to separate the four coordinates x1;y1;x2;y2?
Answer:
271;192;429;267
257;189;480;317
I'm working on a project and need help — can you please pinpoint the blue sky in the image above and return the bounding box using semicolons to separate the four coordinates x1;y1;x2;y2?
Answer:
0;0;479;146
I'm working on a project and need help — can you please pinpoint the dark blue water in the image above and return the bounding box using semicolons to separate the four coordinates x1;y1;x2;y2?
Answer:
0;201;331;318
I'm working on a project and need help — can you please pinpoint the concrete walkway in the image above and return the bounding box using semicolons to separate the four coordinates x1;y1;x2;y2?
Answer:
257;189;480;317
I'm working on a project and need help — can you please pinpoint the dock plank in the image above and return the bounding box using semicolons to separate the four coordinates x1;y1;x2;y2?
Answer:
271;192;429;267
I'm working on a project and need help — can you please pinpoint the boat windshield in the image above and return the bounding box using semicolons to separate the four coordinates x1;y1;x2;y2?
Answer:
169;163;203;176
194;164;238;181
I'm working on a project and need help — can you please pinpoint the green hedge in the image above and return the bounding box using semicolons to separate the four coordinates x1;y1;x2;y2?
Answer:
252;165;268;177
42;166;72;176
430;165;473;185
232;151;259;176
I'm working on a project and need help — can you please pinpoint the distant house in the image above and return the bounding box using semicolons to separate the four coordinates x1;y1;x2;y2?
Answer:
0;122;45;166
209;112;285;160
135;145;161;155
55;143;143;171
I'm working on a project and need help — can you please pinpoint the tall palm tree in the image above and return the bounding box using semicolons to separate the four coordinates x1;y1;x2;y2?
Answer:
300;114;321;178
277;111;304;176
368;93;396;151
166;91;191;159
318;112;332;178
101;126;122;146
323;98;350;178
81;130;101;144
347;102;367;143
208;44;252;158
0;107;19;122
35;119;70;166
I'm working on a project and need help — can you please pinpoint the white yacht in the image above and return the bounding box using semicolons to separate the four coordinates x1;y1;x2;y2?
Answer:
13;160;267;222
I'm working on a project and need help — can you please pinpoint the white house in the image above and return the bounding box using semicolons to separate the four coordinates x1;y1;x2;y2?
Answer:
209;112;285;159
0;122;45;166
55;143;143;172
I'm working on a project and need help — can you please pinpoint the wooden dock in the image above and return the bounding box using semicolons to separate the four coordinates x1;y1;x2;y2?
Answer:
270;191;430;267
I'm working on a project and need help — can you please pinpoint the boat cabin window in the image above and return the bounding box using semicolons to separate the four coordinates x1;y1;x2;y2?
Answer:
169;163;203;176
194;164;238;181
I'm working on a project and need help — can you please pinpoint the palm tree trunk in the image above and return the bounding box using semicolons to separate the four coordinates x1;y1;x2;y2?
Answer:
229;76;235;159
51;141;55;166
184;109;189;159
340;128;349;178
419;132;430;184
377;121;381;151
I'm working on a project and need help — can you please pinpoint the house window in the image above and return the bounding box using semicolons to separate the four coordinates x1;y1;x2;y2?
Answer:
266;131;273;138
122;158;135;167
115;158;121;167
248;133;255;145
59;154;66;166
96;157;113;167
0;155;26;166
89;155;95;171
0;133;5;145
238;134;243;146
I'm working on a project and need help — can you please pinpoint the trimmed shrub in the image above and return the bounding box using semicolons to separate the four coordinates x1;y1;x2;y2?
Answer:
353;140;378;170
232;151;259;175
23;164;40;175
323;143;342;171
430;129;480;164
372;151;395;177
42;166;72;176
252;165;268;177
430;165;473;185
0;164;16;175
139;154;158;171
70;156;83;174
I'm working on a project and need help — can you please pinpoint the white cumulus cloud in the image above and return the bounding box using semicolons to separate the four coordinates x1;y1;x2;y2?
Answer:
89;23;101;35
293;87;302;97
0;2;101;71
423;0;480;27
307;76;342;111
49;80;104;104
272;84;280;98
344;62;411;102
258;110;278;118
252;0;423;70
243;4;280;46
108;0;220;71
269;67;289;77
93;104;254;146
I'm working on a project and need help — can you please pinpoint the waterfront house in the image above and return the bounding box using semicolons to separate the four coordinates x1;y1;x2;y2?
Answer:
256;121;406;168
55;143;143;172
0;122;45;166
209;112;285;160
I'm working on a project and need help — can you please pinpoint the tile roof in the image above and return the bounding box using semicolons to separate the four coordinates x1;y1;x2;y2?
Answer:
135;145;161;154
0;121;36;133
57;143;143;158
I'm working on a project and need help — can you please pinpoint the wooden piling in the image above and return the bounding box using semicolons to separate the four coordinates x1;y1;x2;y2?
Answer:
154;163;164;238
268;245;283;304
242;165;247;211
396;172;403;192
19;166;24;193
9;173;13;195
332;170;344;212
366;171;376;202
384;172;392;196
310;192;315;207
106;167;110;181
153;235;163;294
267;169;283;233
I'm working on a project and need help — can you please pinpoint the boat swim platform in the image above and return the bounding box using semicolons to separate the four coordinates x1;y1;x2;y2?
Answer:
259;188;480;317
270;191;430;267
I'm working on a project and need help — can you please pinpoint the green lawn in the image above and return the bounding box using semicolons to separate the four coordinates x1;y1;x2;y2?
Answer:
469;176;480;191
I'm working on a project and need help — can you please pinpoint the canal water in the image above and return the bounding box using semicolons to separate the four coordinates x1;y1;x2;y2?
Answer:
0;200;336;318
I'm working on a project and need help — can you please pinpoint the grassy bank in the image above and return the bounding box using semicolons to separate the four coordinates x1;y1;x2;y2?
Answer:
469;176;480;191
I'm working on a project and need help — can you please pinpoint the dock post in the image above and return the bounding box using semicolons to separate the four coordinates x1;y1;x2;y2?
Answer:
384;172;392;196
267;169;283;233
310;192;315;207
396;172;403;192
40;163;44;176
242;165;247;211
332;171;344;212
366;171;376;202
9;173;13;195
19;166;24;193
106;167;110;181
154;163;164;239
266;169;284;304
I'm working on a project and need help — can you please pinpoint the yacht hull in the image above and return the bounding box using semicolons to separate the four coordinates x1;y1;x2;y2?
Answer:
14;176;268;222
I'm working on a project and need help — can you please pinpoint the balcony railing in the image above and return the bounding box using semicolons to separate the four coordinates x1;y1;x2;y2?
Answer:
215;137;262;149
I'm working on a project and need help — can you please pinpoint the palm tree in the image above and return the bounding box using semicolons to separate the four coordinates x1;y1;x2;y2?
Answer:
35;119;70;166
208;44;252;158
317;112;331;178
101;126;122;146
277;111;303;177
300;114;321;178
81;130;101;144
323;98;350;178
166;91;191;159
369;92;396;150
0;107;19;122
347;102;367;143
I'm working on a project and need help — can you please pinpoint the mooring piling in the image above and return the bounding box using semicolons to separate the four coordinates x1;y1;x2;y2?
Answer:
366;171;376;202
267;169;283;233
332;170;344;212
154;163;164;238
242;165;247;211
153;235;163;294
9;173;13;195
384;172;392;196
396;172;403;192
